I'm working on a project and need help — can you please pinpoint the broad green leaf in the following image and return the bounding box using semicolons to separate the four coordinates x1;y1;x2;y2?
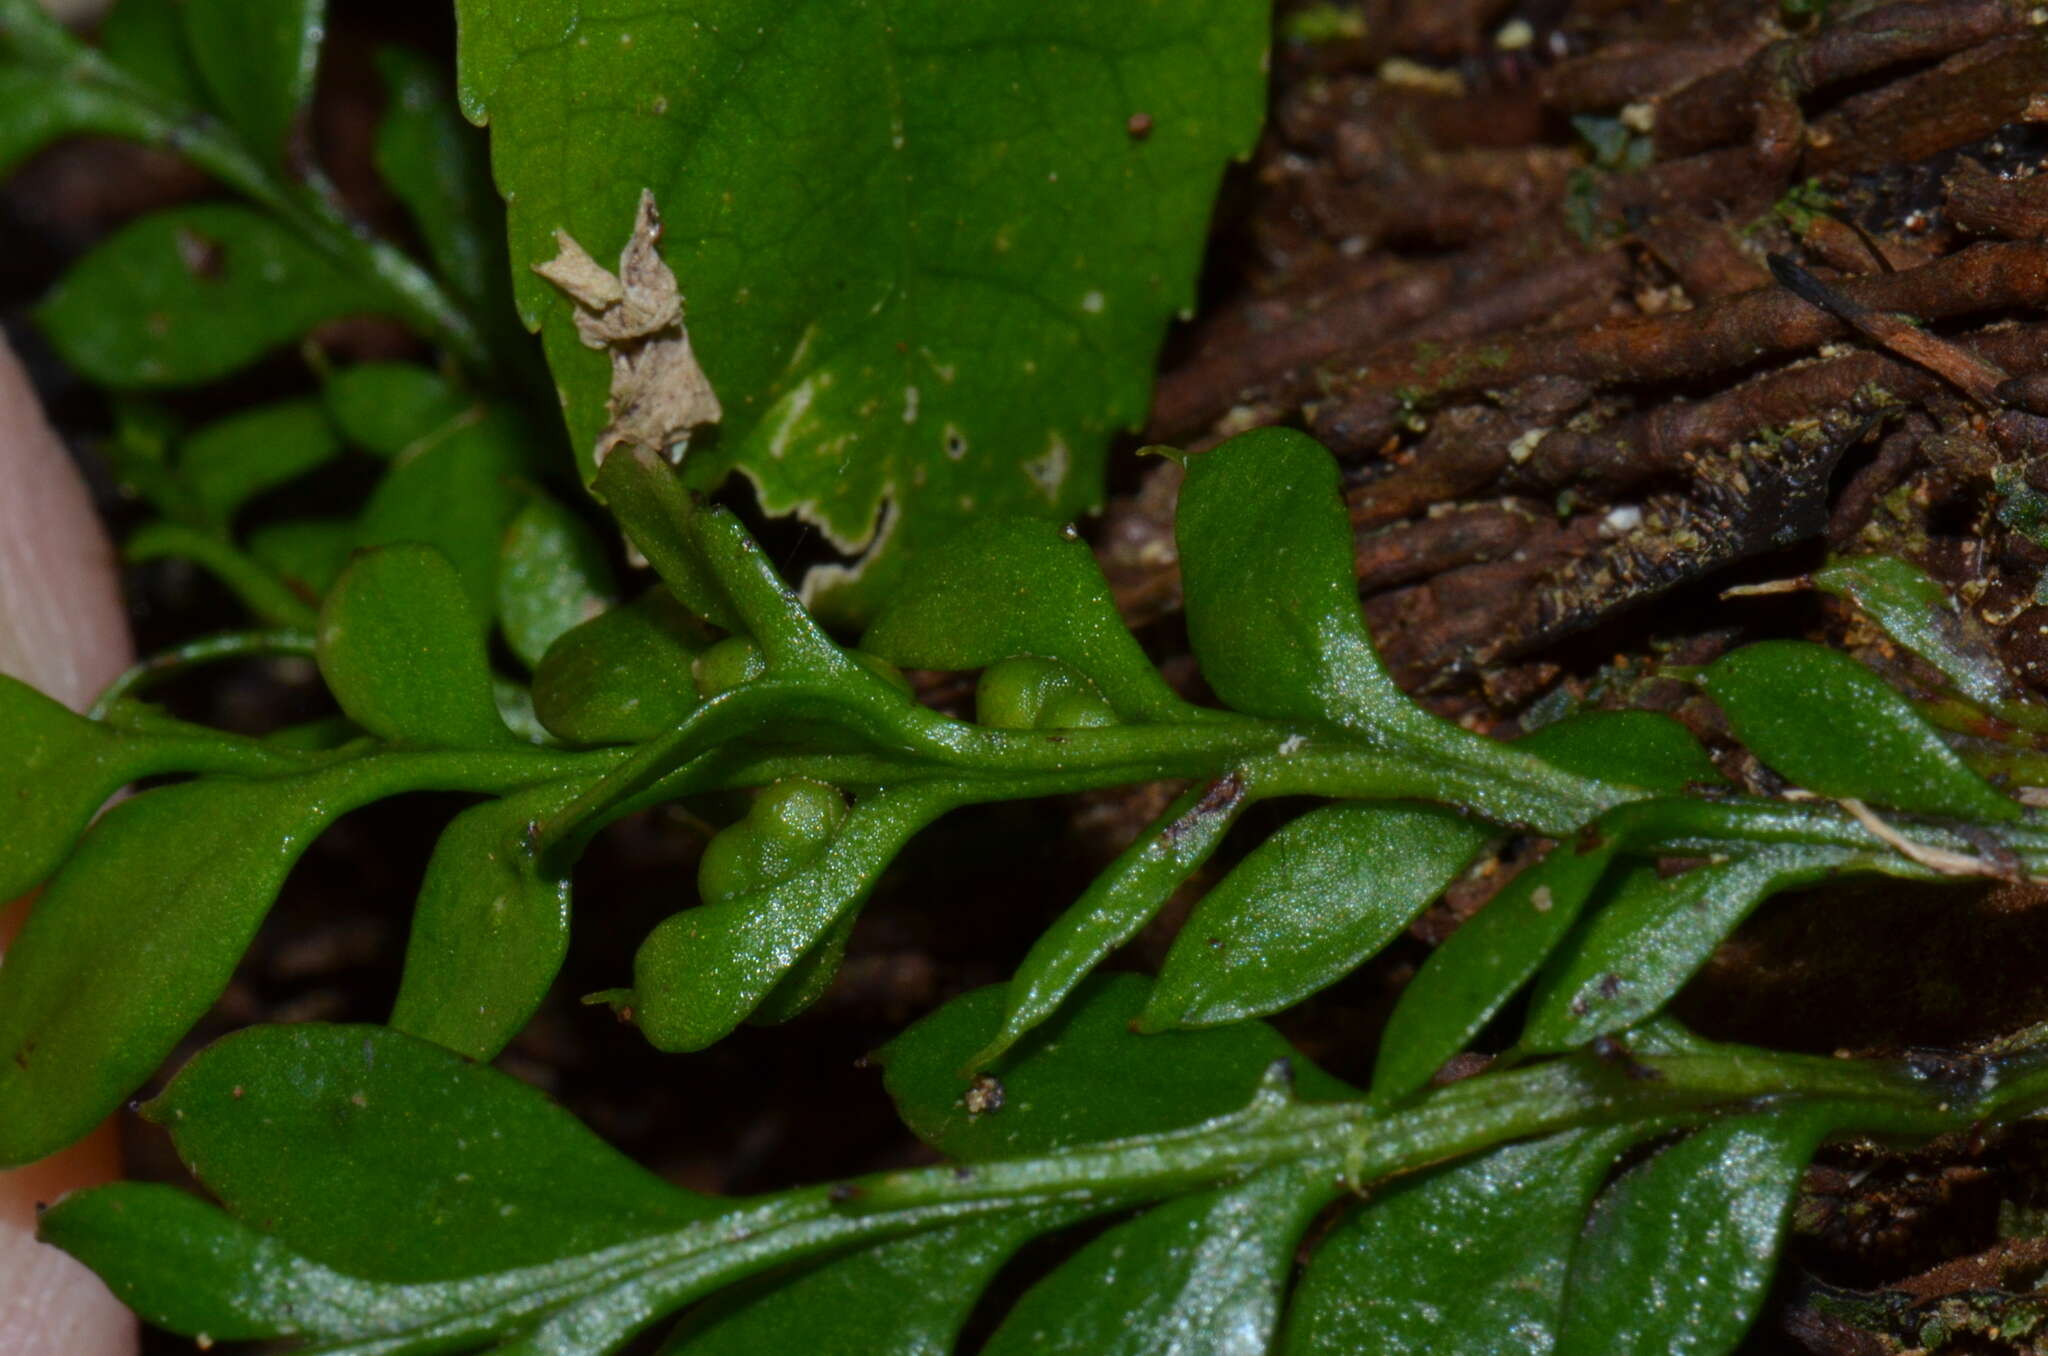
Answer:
632;785;951;1051
96;0;206;107
389;779;594;1060
317;544;513;748
1522;847;1858;1052
862;517;1185;720
0;769;385;1165
373;45;510;315
1178;427;1414;732
972;777;1250;1068
457;0;1270;618
1283;1127;1643;1356
39;204;383;387
39;1183;382;1342
984;1163;1329;1356
1814;555;2011;706
1372;837;1620;1104
323;362;471;456
245;517;357;598
145;1022;719;1282
1517;711;1723;795
178;398;342;527
1556;1108;1835;1356
663;1213;1066;1356
499;491;617;669
533;588;709;745
879;973;1354;1162
1144;801;1491;1030
1703;640;2017;821
354;409;535;620
180;0;323;162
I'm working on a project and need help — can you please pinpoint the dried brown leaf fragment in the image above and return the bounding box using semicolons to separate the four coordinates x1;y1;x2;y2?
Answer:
535;189;722;466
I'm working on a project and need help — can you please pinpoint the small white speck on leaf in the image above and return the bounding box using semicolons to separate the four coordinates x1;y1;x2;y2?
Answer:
534;189;722;466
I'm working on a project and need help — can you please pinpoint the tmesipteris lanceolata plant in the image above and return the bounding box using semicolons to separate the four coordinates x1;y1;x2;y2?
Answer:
9;0;2048;1349
11;426;2048;1354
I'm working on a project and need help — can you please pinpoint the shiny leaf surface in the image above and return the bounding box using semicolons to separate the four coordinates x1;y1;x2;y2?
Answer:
1145;801;1490;1029
1284;1127;1643;1355
145;1022;719;1282
984;1163;1328;1356
881;973;1354;1161
1556;1109;1835;1355
1704;640;2017;820
1372;837;1619;1103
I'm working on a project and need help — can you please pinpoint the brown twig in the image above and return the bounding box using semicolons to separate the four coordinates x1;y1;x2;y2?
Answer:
1311;242;2048;453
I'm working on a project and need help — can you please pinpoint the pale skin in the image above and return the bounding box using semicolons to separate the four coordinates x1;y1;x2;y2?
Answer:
0;331;138;1354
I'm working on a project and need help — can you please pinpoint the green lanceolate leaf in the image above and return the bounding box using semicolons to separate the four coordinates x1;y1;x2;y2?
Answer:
1145;801;1492;1030
1556;1107;1837;1355
373;45;510;317
862;517;1186;721
0;767;391;1165
499;491;617;669
177;398;343;528
1372;835;1620;1103
457;0;1270;618
1704;640;2018;821
1517;710;1724;794
323;362;472;457
354;409;535;621
632;785;953;1051
881;973;1353;1161
317;544;514;748
532;588;709;745
179;0;323;162
1178;426;1416;733
1522;847;1862;1052
1283;1126;1645;1355
971;776;1251;1069
984;1162;1330;1356
38;204;384;387
663;1212;1066;1356
1814;555;2014;707
38;1183;379;1342
144;1022;719;1282
389;778;597;1061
